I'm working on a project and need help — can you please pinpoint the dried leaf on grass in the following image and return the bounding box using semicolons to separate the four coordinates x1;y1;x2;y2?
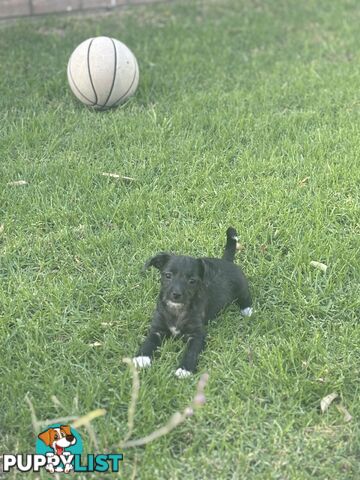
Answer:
39;26;65;37
299;176;310;187
320;392;338;413
320;393;352;422
336;404;352;423
0;224;4;235
310;260;328;272
101;173;136;182
89;342;102;347
7;180;28;186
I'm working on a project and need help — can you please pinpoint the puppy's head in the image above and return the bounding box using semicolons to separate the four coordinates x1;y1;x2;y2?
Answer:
145;253;205;307
38;425;76;454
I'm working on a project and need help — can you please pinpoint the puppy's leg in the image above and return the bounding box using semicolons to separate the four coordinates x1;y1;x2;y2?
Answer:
238;298;253;317
133;330;165;369
175;333;206;378
236;286;253;317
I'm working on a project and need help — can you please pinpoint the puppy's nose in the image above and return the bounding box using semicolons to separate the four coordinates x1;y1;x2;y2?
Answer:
172;292;182;301
66;435;75;442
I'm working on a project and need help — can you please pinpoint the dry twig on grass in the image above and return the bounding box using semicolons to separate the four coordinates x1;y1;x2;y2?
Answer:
25;359;208;457
120;358;209;449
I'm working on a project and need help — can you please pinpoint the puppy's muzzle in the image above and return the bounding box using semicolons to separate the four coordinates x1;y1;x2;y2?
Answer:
171;291;183;302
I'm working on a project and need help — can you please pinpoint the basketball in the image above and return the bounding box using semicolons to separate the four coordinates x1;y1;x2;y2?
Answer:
67;36;139;110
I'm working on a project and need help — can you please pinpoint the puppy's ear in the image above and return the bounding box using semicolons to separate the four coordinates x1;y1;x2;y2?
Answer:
60;425;72;436
197;259;207;280
38;429;51;446
143;252;171;272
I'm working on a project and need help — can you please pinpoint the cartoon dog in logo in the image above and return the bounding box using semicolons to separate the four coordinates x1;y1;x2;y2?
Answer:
38;425;76;473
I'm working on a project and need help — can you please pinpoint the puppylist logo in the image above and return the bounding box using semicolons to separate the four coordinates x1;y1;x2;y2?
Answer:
3;424;123;474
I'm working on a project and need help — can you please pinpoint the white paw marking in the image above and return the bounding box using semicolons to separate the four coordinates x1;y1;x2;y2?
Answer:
132;356;151;368
241;307;253;317
175;368;192;378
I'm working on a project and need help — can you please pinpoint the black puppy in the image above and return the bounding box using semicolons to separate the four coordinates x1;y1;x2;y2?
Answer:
133;227;253;378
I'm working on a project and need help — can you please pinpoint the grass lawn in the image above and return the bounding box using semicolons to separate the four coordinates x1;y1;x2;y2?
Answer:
0;0;359;478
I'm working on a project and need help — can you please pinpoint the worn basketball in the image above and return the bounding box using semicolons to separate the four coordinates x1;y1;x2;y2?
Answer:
67;36;139;110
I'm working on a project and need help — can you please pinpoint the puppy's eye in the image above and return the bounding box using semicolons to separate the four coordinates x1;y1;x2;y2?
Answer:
61;432;66;438
164;272;172;279
54;434;59;440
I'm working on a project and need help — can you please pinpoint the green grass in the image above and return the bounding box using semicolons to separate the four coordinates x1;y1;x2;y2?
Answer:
0;0;359;478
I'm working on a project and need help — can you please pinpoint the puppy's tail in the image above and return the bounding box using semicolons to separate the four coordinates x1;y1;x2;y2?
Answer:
222;227;238;262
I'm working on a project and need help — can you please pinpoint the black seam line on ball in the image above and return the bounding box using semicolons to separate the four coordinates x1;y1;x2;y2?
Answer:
101;38;117;109
87;38;98;106
68;58;96;106
111;56;138;106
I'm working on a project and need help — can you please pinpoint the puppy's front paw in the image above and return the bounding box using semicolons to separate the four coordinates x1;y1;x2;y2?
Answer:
241;307;253;317
175;368;192;378
132;356;151;368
